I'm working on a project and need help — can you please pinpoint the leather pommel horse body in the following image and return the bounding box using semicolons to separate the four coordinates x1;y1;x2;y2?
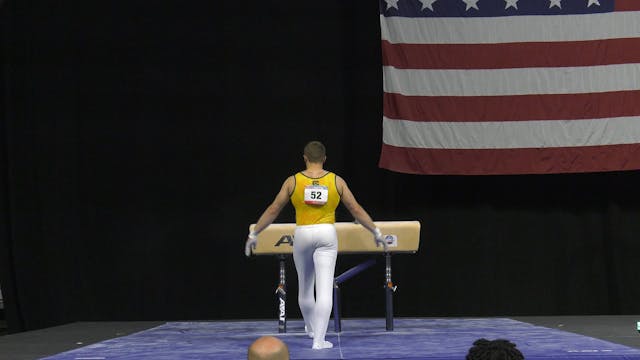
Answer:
249;221;421;333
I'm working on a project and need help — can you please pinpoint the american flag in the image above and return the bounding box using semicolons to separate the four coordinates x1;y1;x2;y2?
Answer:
378;0;640;175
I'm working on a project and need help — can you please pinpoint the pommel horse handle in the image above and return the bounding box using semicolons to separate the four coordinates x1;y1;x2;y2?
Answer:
249;221;421;332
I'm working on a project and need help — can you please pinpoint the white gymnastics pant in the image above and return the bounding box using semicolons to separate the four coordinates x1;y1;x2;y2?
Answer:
293;223;338;346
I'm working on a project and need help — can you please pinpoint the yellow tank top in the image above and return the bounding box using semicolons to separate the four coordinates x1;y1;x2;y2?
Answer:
290;171;341;226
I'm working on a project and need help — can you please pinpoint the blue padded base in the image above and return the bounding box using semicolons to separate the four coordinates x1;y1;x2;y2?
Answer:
41;318;640;360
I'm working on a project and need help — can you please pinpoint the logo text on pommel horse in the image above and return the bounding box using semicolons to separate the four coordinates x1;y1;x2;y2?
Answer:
279;298;286;322
275;235;294;247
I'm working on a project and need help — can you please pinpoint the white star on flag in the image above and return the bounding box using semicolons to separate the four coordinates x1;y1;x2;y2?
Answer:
462;0;480;11
549;0;562;8
384;0;400;10
587;0;600;7
419;0;438;11
505;0;518;9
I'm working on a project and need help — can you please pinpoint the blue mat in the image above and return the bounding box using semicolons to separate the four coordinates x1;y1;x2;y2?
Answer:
41;318;640;360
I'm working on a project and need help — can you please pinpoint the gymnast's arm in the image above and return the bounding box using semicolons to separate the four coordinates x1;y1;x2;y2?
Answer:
251;176;294;235
336;176;378;234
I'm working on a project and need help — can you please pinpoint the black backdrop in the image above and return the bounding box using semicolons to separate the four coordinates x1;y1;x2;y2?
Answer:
2;1;640;334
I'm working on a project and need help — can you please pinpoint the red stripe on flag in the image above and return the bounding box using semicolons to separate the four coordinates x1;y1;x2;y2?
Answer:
383;90;640;122
379;143;640;175
382;38;640;69
615;0;640;11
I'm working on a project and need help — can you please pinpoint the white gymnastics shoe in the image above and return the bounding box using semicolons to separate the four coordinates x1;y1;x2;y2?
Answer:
312;340;333;349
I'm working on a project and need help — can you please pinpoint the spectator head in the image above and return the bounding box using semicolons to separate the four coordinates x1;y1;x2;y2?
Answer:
247;336;289;360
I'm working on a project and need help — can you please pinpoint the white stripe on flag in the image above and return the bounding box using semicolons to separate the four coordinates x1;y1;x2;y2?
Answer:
382;116;640;149
383;64;640;96
380;11;640;44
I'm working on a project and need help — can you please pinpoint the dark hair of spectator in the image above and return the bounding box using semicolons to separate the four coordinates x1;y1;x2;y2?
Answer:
466;338;525;360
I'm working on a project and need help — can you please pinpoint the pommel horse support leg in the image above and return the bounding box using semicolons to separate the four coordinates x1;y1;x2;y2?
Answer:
332;258;378;333
276;255;287;333
332;253;397;332
385;252;397;331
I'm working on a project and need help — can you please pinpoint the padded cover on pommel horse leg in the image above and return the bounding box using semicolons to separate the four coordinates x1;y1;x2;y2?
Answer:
249;221;421;255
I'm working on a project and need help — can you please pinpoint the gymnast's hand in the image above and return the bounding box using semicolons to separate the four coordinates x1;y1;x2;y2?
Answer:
245;232;258;257
374;228;388;252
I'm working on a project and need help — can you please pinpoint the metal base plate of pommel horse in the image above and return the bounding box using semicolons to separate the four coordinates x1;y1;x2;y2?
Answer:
250;221;421;333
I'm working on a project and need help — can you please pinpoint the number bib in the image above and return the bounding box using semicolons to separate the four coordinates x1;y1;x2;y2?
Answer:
304;185;328;205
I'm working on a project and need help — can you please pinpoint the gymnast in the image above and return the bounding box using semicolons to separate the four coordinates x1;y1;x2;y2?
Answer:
245;140;386;349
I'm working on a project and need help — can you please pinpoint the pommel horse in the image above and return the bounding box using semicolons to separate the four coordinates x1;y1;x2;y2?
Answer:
249;221;421;333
